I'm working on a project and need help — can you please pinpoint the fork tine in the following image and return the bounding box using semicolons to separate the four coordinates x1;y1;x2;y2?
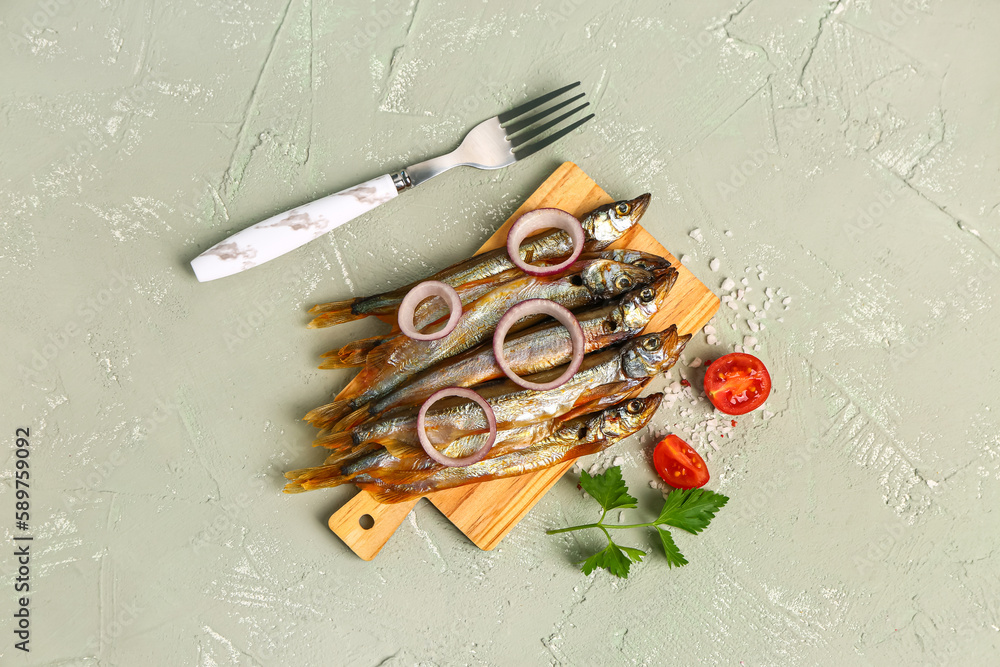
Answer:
509;103;590;148
497;82;581;125
512;112;596;160
504;93;586;137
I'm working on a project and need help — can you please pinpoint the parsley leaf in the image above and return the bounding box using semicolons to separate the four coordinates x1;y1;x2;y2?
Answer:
656;527;688;568
579;466;638;512
581;542;645;578
547;466;727;578
656;487;729;534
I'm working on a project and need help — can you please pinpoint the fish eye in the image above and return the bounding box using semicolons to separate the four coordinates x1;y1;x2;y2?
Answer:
606;318;619;332
577;426;589;440
626;399;643;414
642;336;660;350
615;276;633;290
640;288;655;302
615;202;630;215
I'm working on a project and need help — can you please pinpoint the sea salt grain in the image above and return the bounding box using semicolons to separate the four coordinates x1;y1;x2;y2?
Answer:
681;254;691;264
689;228;703;241
710;258;720;271
748;320;759;332
741;277;749;286
721;277;735;291
744;335;758;347
765;287;774;299
706;334;718;344
689;357;703;368
725;230;733;237
782;297;792;305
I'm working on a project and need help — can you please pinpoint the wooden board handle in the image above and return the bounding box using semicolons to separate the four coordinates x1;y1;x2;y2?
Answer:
328;491;418;560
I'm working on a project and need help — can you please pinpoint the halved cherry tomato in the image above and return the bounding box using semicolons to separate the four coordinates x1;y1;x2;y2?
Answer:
704;353;771;415
653;435;710;489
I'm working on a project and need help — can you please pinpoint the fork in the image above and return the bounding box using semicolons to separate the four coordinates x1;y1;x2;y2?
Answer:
191;82;594;282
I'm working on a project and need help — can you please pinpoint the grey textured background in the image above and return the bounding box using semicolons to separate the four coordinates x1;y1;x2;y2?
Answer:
2;0;999;664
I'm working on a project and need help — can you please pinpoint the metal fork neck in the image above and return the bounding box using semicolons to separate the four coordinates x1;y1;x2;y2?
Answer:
391;170;413;193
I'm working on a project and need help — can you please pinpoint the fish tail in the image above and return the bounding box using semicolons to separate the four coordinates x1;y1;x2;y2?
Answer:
304;398;355;428
320;335;390;367
283;466;354;493
312;429;356;450
284;463;343;483
318;356;360;370
333;404;374;432
307;298;366;328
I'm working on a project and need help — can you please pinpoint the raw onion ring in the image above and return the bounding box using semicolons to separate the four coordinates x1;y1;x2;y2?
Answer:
493;299;584;390
417;388;497;467
506;208;584;276
398;280;462;341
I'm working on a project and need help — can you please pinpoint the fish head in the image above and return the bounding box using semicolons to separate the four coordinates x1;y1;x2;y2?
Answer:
621;326;691;379
606;270;678;334
580;259;656;300
581;194;651;249
598;393;664;439
607;249;673;275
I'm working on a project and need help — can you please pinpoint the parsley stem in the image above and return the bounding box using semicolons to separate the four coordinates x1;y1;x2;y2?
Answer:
602;522;657;530
546;522;602;535
546;520;659;535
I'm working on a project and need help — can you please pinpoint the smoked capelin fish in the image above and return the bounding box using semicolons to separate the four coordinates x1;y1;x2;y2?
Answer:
284;421;559;492
313;327;689;459
286;394;663;494
319;249;673;370
351;394;665;503
307;194;651;328
305;258;664;429
329;270;678;431
319;250;673;369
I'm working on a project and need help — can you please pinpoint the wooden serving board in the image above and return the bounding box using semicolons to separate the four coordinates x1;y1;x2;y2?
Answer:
327;162;719;560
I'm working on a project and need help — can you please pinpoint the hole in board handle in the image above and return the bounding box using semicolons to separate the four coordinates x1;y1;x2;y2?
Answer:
359;514;375;530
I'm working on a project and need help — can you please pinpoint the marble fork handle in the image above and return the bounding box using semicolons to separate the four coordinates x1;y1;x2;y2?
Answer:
190;174;399;282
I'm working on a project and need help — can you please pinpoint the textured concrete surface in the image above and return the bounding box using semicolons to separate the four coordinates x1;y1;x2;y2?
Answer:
2;0;999;664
